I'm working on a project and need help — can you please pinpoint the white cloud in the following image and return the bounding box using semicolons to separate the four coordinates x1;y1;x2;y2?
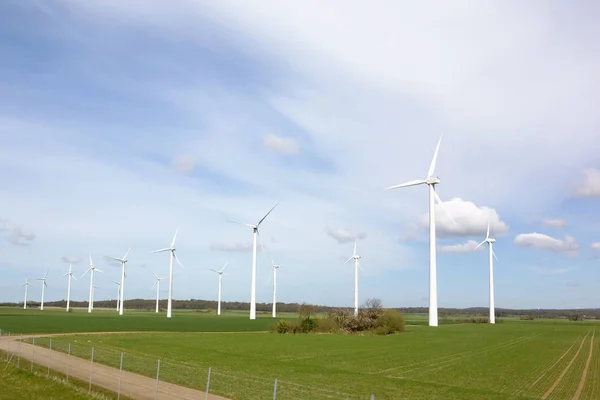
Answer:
438;240;484;254
573;168;600;198
172;154;196;173
529;266;576;275
514;233;580;256
263;135;299;155
591;242;600;252
542;219;567;229
418;198;508;238
325;227;367;244
61;256;82;264
6;228;35;247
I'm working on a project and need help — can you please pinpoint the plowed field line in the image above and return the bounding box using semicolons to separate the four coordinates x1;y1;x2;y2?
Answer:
571;328;595;400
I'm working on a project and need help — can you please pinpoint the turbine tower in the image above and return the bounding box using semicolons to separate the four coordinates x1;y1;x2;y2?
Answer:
152;272;166;313
209;263;228;316
344;240;362;317
151;230;183;319
91;285;98;310
474;219;498;324
82;255;103;313
36;268;50;311
62;264;77;312
112;280;121;312
385;135;455;327
270;258;282;318
108;249;130;316
22;279;32;310
228;202;279;320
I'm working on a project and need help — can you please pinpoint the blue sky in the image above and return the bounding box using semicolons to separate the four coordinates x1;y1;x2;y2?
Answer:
1;0;599;309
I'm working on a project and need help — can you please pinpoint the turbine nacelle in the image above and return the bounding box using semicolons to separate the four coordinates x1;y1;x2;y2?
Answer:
425;177;441;185
486;238;496;243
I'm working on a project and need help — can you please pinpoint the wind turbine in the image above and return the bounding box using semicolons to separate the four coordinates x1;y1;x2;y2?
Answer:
91;285;98;310
62;264;77;312
269;258;283;318
474;219;498;324
209;263;228;316
151;230;183;319
344;240;362;317
228;202;279;320
112;280;121;312
385;135;455;327
82;255;103;313
22;279;32;310
36;268;50;311
152;272;166;313
107;249;130;316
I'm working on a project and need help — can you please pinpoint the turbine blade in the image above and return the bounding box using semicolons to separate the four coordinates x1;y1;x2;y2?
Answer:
152;280;157;290
170;228;178;248
122;248;131;260
474;240;486;251
95;269;104;274
257;201;279;227
385;179;427;190
174;253;184;269
44;268;50;278
353;240;357;256
492;249;499;262
72;276;78;280
486;219;490;240
220;262;228;273
151;248;171;254
257;229;267;255
62;272;69;277
107;256;123;262
434;191;457;225
226;219;248;226
89;254;93;267
427;134;442;178
153;271;158;279
357;261;365;273
208;269;219;273
344;256;353;264
81;268;91;278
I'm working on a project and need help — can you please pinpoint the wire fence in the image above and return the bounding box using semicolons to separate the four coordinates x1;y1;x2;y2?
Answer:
0;329;382;400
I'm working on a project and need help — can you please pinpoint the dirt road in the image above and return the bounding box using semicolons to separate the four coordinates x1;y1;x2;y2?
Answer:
0;334;229;400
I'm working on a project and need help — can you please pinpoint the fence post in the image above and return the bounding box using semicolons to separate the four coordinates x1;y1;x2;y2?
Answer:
117;352;124;400
31;337;35;372
154;359;160;400
17;334;22;368
88;346;95;394
66;343;71;384
205;367;212;399
370;394;375;400
47;338;52;377
273;377;278;400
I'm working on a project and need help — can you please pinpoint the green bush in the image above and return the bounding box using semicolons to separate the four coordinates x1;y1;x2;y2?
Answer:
314;318;338;333
300;317;317;333
276;319;290;333
374;309;405;334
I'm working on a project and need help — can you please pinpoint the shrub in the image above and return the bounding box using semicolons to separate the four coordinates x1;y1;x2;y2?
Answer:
314;318;338;333
300;317;317;333
276;319;290;333
289;320;302;334
374;309;405;334
520;315;535;320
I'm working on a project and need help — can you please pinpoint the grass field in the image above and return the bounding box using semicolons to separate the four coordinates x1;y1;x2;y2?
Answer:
2;308;599;399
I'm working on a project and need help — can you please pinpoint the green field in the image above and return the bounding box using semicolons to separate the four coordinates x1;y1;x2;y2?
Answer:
2;308;599;399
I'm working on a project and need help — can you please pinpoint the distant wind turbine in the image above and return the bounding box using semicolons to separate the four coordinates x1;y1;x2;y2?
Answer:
82;255;103;313
62;264;77;312
151;230;183;319
152;272;166;313
385;135;455;327
36;268;50;311
107;249;130;316
22;278;32;310
474;218;498;324
112;280;121;312
270;258;283;318
209;263;228;316
228;202;279;320
344;240;362;317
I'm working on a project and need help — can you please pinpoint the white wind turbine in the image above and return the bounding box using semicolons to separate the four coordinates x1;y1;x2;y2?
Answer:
385;135;455;327
209;263;228;316
228;202;279;320
151;230;183;319
152;272;166;313
344;240;362;317
36;268;50;311
62;264;77;312
112;280;121;312
474;218;498;324
82;255;103;313
269;258;283;318
107;249;130;316
22;279;32;310
91;285;98;310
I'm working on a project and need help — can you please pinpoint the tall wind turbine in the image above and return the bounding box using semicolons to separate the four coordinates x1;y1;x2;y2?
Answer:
62;264;77;312
82;256;103;313
151;230;183;319
474;219;498;324
270;258;282;318
385;135;455;327
36;269;50;311
209;263;228;316
22;279;32;310
152;272;166;313
344;240;362;317
108;249;130;316
228;202;279;320
112;280;121;312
